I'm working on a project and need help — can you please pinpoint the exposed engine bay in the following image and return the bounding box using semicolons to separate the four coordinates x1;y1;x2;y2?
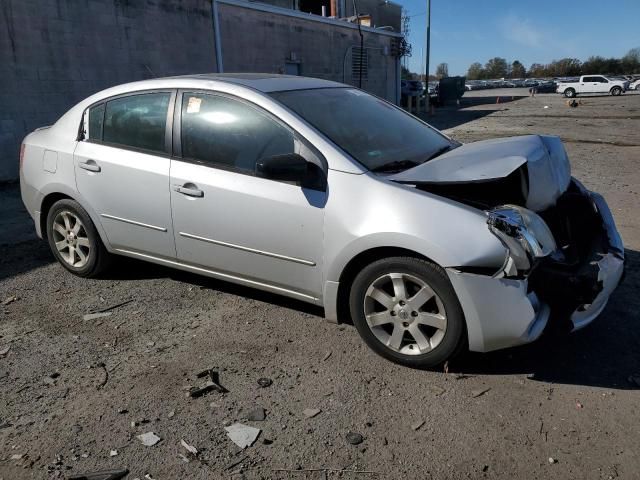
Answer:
391;134;625;331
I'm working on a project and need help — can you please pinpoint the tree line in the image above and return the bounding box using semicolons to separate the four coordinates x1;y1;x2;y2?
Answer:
466;48;640;79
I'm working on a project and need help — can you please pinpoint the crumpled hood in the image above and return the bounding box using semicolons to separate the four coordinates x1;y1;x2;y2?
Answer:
389;135;571;211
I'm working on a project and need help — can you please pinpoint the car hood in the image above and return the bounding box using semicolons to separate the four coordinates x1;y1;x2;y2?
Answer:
388;135;571;211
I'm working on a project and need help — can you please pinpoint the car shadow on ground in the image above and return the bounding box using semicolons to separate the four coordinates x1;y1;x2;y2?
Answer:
448;248;640;391
420;95;527;131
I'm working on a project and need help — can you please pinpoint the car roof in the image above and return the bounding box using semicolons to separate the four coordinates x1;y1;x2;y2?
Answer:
140;73;346;93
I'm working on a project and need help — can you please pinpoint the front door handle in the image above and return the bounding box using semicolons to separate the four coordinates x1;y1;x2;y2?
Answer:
79;160;101;172
174;184;204;198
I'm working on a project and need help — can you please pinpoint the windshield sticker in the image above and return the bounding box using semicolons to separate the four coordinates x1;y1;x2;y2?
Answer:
186;97;202;114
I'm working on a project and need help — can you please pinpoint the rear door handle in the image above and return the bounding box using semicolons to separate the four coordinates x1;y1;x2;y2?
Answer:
79;160;101;172
174;184;204;198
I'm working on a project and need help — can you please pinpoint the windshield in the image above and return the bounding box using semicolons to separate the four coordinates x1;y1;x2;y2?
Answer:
270;88;454;171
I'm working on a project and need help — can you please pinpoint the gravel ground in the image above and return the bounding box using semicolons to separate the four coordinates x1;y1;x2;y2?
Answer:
1;89;639;480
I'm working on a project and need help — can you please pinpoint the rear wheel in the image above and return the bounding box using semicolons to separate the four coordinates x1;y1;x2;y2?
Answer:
46;199;112;277
349;257;466;368
564;88;576;98
610;86;622;96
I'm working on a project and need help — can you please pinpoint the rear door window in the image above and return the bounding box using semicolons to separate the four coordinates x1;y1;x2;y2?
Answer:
102;92;171;153
88;103;105;140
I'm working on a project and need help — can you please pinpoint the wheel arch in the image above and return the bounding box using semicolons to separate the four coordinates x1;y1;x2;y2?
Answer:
333;246;435;325
39;188;112;251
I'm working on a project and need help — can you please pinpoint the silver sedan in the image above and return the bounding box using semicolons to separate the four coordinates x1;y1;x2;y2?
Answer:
20;74;624;367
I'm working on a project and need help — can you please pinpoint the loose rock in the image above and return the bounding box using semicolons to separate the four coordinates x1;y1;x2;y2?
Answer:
471;387;491;398
303;408;321;418
225;423;261;449
180;439;198;455
137;432;162;446
257;377;273;388
346;432;364;445
411;420;425;431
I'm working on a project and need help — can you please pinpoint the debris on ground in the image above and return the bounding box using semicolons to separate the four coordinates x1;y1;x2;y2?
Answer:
411;420;425;431
180;439;198;456
83;312;113;321
345;432;364;445
257;377;273;388
246;407;266;421
43;372;60;385
0;345;11;357
89;299;134;314
303;408;321;418
189;369;228;397
11;453;24;460
68;468;130;480
137;431;162;446
322;351;332;361
576;401;584;409
96;362;109;389
548;457;557;464
471;387;491;398
428;385;446;396
2;295;18;305
109;450;118;457
225;423;261;449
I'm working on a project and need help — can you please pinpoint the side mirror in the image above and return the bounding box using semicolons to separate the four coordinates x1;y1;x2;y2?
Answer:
256;153;308;182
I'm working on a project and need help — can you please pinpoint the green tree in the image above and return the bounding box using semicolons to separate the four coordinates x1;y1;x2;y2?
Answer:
466;62;484;80
621;47;640;73
528;63;546;77
435;62;449;78
511;60;526;78
484;57;508;79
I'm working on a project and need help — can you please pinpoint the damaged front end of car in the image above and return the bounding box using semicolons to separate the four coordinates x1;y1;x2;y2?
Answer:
391;134;625;352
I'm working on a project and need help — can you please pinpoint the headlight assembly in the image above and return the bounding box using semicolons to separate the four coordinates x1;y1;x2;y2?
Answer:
486;205;557;275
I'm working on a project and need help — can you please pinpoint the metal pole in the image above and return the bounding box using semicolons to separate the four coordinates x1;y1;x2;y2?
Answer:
424;0;431;112
212;0;224;73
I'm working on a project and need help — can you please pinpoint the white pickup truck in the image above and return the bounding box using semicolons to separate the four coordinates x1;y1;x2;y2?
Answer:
556;75;626;97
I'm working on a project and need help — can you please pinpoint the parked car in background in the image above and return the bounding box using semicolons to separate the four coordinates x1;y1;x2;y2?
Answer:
401;80;424;98
535;81;557;93
556;75;627;97
629;79;640;90
20;74;624;368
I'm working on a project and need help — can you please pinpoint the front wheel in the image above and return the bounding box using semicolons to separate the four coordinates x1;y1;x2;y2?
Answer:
610;86;622;96
564;88;576;98
349;257;466;368
46;199;112;277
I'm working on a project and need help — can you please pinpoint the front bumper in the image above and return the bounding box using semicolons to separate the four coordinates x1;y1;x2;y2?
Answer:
447;188;624;353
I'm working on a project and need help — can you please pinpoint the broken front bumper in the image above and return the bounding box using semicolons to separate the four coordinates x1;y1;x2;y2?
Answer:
446;189;624;353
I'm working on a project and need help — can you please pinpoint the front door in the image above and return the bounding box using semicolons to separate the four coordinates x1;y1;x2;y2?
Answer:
169;91;325;301
74;91;177;259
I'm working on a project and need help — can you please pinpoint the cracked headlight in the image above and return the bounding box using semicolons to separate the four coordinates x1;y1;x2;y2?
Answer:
486;205;557;275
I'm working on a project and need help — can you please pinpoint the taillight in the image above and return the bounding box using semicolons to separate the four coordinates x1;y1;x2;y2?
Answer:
19;143;25;172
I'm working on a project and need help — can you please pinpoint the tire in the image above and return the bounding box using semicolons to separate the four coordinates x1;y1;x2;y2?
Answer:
610;86;622;96
349;256;466;368
564;88;576;98
46;199;112;277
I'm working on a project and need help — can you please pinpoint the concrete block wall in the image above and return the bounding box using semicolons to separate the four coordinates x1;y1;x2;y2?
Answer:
0;0;217;182
218;2;398;102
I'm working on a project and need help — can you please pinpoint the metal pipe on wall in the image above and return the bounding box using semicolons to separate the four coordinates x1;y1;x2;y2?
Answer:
212;0;224;72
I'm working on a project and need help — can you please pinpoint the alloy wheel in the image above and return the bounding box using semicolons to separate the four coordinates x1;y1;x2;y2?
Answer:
52;210;91;268
363;273;447;355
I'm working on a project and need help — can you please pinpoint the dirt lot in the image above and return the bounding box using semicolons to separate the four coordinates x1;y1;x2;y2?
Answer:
1;89;639;480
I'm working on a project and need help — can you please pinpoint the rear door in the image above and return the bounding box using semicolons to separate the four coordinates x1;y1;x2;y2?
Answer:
594;76;610;93
169;91;326;300
74;90;177;259
581;76;598;93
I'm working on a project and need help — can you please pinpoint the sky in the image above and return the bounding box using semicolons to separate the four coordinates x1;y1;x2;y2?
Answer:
398;0;640;76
